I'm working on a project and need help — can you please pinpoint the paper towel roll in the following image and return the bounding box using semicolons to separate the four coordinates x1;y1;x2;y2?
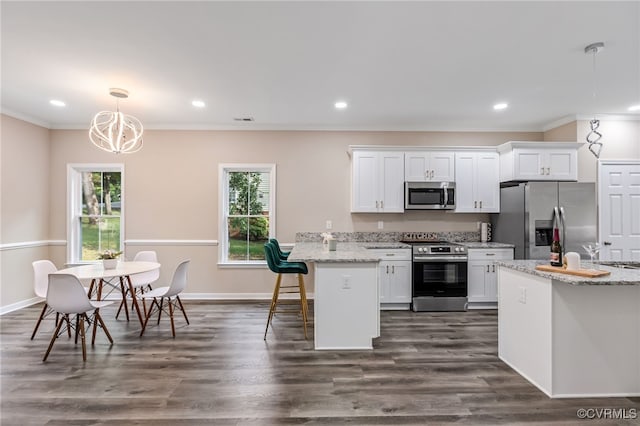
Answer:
565;252;580;270
481;223;489;242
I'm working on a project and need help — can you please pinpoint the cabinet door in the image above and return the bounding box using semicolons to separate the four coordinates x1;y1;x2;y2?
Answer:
387;261;411;303
404;153;429;181
476;152;500;212
546;150;577;180
468;261;489;302
514;149;545;180
431;152;455;182
378;261;391;304
352;151;379;212
379;152;405;212
454;152;476;212
486;262;498;301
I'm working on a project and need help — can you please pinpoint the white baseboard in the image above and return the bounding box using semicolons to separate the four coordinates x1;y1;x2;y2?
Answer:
0;293;316;314
0;297;43;315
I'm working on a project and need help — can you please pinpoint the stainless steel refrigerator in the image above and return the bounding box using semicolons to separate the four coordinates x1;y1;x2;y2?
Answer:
490;182;596;260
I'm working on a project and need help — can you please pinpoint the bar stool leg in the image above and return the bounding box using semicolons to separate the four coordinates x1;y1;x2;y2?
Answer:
264;274;282;340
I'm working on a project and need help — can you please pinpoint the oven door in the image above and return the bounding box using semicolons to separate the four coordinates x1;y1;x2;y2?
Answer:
413;258;467;297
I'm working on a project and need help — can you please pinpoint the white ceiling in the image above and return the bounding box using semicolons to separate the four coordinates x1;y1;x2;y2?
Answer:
2;1;639;132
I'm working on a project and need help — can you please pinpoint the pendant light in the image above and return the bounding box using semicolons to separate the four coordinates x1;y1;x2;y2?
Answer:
584;42;604;158
89;88;143;154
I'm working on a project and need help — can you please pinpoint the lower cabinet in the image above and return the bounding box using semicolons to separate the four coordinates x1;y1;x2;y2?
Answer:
467;248;513;308
369;249;411;310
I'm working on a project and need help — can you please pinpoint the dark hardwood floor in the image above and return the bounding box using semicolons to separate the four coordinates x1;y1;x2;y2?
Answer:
1;301;638;425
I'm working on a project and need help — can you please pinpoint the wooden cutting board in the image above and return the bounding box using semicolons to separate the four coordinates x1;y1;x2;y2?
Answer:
535;264;611;278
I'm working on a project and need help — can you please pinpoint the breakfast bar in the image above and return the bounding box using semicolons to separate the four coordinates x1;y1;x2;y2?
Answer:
496;260;640;398
288;242;380;350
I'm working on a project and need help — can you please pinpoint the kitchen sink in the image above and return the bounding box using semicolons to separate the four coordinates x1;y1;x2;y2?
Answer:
598;261;640;270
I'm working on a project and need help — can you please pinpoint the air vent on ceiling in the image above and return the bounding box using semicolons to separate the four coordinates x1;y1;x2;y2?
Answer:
233;117;254;122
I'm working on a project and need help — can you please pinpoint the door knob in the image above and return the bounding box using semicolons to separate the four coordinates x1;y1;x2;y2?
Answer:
603;241;612;246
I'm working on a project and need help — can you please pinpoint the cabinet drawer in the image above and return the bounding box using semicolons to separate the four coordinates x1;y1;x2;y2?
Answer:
368;249;411;261
468;248;513;261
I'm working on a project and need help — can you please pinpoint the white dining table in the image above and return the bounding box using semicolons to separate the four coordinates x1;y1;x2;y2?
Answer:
54;261;161;326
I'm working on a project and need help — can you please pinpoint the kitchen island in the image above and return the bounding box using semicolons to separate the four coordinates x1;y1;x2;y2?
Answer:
497;260;640;398
288;242;381;350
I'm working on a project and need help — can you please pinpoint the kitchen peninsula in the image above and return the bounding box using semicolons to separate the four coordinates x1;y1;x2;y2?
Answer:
497;260;640;398
288;242;382;350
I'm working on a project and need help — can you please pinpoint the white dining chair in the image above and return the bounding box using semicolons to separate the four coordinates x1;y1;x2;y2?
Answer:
139;260;190;338
43;274;114;362
31;260;69;340
116;250;159;319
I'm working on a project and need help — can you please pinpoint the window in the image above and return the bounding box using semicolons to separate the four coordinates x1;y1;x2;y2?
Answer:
67;164;124;263
219;164;275;265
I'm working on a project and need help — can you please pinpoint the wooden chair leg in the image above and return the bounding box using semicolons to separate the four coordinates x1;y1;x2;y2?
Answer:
66;314;72;338
264;274;282;340
168;298;176;338
43;315;65;362
79;315;87;362
176;296;189;324
31;303;49;340
94;311;113;345
157;298;164;325
118;277;130;322
140;298;159;337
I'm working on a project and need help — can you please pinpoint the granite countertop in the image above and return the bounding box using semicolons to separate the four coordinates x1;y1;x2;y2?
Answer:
288;242;381;263
358;242;412;249
496;260;640;286
460;242;515;249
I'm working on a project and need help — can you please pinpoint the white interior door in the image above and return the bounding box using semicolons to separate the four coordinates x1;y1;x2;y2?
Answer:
598;160;640;261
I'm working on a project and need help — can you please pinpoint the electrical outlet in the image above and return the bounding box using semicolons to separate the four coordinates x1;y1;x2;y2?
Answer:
518;287;527;304
341;275;351;289
378;221;384;230
326;220;332;230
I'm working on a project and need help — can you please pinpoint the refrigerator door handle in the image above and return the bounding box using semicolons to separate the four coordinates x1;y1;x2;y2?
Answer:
559;206;566;248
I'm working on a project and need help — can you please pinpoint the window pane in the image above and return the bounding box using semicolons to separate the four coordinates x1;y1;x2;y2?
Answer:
80;216;121;261
250;172;270;215
228;217;249;260
248;217;269;260
81;171;121;216
228;172;248;215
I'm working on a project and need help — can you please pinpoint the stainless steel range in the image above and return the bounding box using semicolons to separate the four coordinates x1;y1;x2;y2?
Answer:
401;236;468;312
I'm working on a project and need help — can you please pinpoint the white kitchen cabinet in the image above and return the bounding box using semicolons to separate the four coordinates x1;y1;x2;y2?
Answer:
467;247;513;307
455;151;500;213
352;150;405;213
498;142;582;182
369;248;412;310
404;151;455;182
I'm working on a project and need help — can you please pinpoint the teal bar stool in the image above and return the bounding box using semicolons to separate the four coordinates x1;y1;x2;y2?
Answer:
269;238;290;261
263;241;309;339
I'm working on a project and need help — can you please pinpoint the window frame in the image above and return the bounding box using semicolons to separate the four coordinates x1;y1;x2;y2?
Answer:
67;163;125;264
218;163;276;267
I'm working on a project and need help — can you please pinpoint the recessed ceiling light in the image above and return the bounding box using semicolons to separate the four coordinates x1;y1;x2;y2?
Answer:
192;100;205;108
628;105;640;112
50;99;65;107
334;101;348;109
493;103;508;110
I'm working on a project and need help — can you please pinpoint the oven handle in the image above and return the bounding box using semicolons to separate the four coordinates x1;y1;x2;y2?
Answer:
413;256;468;262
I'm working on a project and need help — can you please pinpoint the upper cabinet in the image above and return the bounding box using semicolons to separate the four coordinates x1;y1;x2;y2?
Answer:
351;149;405;213
405;151;455;182
455;151;500;213
498;142;582;182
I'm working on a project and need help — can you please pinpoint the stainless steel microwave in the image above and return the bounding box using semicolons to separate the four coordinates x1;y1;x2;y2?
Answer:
405;182;456;210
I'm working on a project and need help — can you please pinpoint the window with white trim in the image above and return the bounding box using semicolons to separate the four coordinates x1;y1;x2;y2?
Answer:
219;164;275;265
67;164;124;263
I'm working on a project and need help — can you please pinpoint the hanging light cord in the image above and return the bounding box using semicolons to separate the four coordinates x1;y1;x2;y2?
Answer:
585;43;604;158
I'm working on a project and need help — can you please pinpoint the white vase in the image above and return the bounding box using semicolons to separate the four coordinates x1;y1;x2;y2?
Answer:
102;259;118;269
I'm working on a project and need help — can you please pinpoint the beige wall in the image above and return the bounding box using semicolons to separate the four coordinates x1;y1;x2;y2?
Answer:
543;121;577;142
1;115;51;309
